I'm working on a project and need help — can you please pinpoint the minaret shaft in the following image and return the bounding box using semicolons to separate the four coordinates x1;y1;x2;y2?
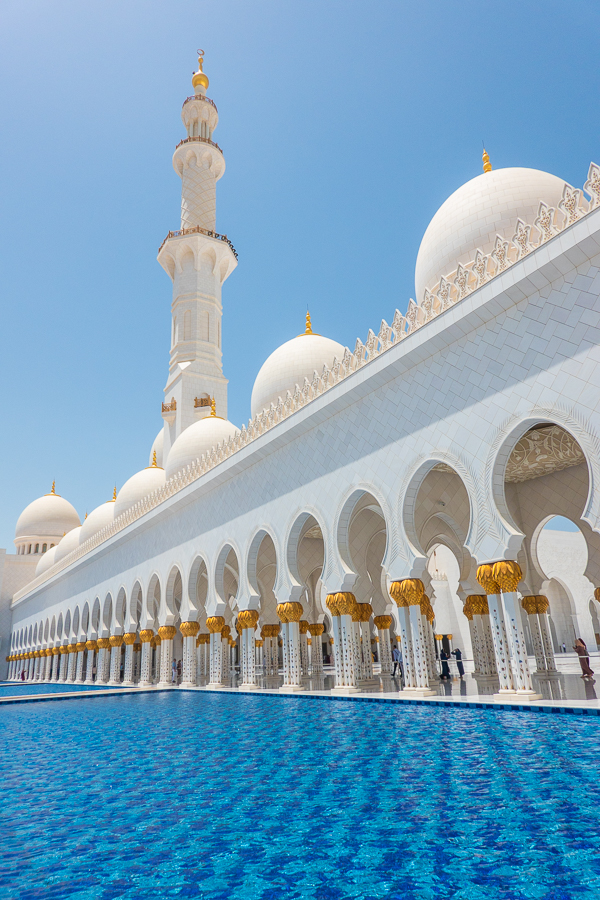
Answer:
157;53;237;462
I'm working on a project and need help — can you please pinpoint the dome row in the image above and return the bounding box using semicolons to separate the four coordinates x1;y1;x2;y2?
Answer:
20;161;567;579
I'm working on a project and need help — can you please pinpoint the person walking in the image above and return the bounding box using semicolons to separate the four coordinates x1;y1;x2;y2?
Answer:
392;645;401;677
451;647;465;679
171;658;177;684
573;638;595;679
440;648;451;680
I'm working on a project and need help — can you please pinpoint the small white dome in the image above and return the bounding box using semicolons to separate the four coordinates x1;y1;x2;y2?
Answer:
165;415;240;480
114;464;166;519
54;526;83;564
15;489;80;543
251;325;344;419
415;166;566;303
35;544;58;578
79;499;116;545
150;428;164;467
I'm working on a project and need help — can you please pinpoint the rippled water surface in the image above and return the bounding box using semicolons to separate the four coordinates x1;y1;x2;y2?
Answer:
1;692;600;899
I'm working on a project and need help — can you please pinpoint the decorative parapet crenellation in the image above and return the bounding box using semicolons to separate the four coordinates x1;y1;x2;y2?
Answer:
13;162;600;602
419;164;599;309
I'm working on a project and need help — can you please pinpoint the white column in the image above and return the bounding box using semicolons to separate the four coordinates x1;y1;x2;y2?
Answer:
158;626;176;686
59;648;69;682
108;638;123;685
85;643;97;684
207;618;226;687
408;605;433;692
95;640;109;684
180;622;200;687
375;618;393;675
500;590;537;695
485;593;514;692
522;598;546;673
122;634;137;686
66;647;77;682
534;596;557;673
397;608;416;688
360;621;374;679
75;646;86;683
50;649;60;681
139;631;154;686
299;623;309;675
308;625;324;673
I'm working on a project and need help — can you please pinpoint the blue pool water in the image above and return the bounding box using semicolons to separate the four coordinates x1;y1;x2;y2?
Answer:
0;682;107;696
2;692;600;899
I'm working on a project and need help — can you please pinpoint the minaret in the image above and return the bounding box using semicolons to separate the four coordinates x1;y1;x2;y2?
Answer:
157;51;237;458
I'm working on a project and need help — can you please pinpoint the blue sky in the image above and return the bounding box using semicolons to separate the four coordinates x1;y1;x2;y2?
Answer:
0;0;593;547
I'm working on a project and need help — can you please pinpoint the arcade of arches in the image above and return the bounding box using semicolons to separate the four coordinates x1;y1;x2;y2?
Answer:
8;425;600;700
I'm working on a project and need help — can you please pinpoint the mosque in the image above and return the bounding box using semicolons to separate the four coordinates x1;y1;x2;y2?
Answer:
3;53;600;699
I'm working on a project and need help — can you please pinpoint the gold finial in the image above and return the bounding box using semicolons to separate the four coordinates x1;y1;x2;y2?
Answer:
152;450;158;467
112;486;117;501
482;147;492;174
210;396;216;417
50;480;56;495
192;48;209;93
84;512;88;520
305;310;313;335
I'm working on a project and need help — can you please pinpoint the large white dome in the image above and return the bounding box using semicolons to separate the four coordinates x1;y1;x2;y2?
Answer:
415;166;566;303
150;428;164;467
54;525;83;564
79;498;116;544
114;464;166;519
15;489;80;543
35;544;58;578
165;415;240;480
251;327;344;419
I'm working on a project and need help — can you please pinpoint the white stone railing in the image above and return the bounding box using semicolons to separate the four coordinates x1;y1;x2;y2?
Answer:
14;162;600;602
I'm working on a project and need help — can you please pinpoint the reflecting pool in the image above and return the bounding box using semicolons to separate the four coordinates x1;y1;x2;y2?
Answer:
2;692;600;899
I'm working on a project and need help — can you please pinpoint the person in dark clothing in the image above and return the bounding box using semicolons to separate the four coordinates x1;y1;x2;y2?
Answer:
440;649;451;680
451;647;465;678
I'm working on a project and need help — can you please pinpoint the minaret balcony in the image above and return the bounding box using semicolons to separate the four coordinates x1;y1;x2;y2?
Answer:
158;225;238;260
175;135;222;154
182;94;217;112
161;398;177;424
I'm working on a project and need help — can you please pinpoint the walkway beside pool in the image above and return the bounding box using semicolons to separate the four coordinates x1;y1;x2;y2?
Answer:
2;654;600;714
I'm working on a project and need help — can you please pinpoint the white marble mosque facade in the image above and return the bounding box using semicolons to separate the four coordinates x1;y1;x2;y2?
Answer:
4;56;600;700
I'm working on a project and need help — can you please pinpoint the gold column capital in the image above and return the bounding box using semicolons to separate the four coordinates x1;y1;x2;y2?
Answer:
374;615;392;630
97;638;110;650
308;622;324;636
139;630;154;643
86;640;98;651
180;621;200;638
237;609;259;630
389;578;424;607
206;616;225;633
123;632;137;645
476;564;500;595
109;635;123;648
492;560;522;593
158;626;177;641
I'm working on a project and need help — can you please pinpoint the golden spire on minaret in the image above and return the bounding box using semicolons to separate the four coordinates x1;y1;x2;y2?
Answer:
482;147;492;174
192;49;209;93
304;310;313;335
210;396;217;417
